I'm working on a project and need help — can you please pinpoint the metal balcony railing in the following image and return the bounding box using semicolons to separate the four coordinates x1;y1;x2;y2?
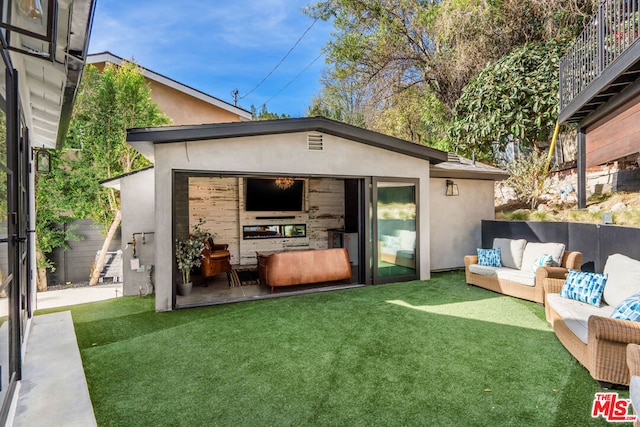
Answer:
559;0;640;111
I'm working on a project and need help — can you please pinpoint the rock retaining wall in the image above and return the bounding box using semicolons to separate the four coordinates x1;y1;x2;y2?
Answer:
496;160;640;206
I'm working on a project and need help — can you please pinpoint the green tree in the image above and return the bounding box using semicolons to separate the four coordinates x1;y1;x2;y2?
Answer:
34;150;83;290
250;104;290;120
449;39;569;162
49;61;170;284
368;86;451;148
307;0;595;113
307;0;595;149
307;67;366;128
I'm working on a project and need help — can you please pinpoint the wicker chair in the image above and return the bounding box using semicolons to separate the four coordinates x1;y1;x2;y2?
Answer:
627;344;640;426
545;278;640;386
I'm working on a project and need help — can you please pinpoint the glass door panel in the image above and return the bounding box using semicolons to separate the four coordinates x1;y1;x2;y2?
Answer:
373;179;418;283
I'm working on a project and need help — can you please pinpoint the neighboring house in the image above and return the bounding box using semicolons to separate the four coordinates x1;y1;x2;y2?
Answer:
0;0;96;423
48;52;253;286
558;0;640;207
104;117;505;312
87;52;252;125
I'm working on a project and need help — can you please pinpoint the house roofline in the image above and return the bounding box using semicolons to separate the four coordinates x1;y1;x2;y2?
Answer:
430;155;507;181
87;51;252;120
126;117;449;164
56;0;98;148
100;165;154;190
429;168;507;181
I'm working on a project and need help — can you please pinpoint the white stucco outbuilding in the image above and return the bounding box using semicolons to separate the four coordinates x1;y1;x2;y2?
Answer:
106;117;505;311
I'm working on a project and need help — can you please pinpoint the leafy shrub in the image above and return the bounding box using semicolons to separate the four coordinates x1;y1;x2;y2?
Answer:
503;150;550;209
450;39;569;161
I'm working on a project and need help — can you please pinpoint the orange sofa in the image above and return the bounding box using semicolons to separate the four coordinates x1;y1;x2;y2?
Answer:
258;248;352;293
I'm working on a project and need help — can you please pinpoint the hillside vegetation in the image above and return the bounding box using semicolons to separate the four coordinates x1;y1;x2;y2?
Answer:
496;192;640;227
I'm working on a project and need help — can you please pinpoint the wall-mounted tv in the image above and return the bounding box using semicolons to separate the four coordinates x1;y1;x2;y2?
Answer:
245;178;304;212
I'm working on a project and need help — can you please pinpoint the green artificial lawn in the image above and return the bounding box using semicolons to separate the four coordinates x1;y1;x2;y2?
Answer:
40;271;622;426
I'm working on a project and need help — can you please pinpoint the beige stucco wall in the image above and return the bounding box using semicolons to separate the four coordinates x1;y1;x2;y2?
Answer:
429;178;496;271
153;132;431;311
91;61;247;125
147;80;244;125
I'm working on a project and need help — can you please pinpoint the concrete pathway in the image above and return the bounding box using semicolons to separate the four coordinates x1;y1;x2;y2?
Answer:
6;284;122;426
0;283;123;317
12;311;97;426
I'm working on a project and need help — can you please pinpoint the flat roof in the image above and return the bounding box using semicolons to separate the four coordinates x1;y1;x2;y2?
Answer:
126;116;449;164
430;155;507;181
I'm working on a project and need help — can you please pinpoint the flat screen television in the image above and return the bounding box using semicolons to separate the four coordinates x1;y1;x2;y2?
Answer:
245;178;304;211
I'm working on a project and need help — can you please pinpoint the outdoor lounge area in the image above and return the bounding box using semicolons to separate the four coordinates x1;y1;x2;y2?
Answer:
464;220;640;389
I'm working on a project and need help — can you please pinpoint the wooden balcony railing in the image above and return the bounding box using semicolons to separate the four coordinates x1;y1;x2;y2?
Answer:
559;0;640;111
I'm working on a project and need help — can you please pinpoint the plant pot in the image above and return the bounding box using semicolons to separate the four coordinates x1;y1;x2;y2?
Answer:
177;281;193;296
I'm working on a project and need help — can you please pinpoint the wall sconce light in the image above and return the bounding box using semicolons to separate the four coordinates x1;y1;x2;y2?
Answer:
0;0;56;60
34;147;51;173
446;179;459;196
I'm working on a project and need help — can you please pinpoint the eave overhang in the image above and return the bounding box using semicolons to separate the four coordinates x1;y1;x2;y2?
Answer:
9;0;96;149
126;117;449;165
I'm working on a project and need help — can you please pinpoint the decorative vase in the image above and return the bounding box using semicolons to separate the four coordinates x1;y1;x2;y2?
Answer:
177;281;192;296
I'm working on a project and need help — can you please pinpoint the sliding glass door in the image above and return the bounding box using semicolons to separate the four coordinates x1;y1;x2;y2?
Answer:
372;178;418;284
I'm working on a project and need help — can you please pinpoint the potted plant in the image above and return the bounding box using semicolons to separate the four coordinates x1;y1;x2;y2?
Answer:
175;219;211;296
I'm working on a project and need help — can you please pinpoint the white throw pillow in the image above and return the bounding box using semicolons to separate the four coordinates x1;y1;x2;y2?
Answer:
493;238;527;270
520;242;565;272
603;254;640;308
398;230;416;251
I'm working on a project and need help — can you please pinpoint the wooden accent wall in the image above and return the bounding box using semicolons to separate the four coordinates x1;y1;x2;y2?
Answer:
586;95;640;168
188;176;345;266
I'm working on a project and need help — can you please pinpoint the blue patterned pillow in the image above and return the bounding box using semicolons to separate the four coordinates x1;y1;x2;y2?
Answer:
531;254;554;273
477;248;501;267
560;270;608;306
611;293;640;321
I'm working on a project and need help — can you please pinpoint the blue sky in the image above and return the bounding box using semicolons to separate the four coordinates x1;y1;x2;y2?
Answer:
88;0;334;117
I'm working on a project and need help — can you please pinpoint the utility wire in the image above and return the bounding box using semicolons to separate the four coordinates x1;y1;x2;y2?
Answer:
264;53;323;105
239;17;319;100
